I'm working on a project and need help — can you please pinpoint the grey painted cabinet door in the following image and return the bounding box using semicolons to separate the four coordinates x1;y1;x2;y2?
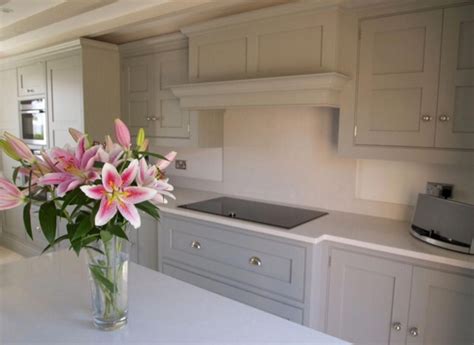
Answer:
17;61;46;97
435;4;474;149
406;267;474;345
326;249;412;345
128;213;158;271
355;10;442;147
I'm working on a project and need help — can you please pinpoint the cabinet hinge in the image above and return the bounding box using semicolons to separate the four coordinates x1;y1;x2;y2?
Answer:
328;255;332;267
353;125;357;137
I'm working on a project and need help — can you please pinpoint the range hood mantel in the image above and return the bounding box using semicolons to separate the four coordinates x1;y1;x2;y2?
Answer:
170;72;349;109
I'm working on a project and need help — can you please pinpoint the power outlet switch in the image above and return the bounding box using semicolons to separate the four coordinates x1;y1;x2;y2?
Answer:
426;182;454;199
175;160;187;170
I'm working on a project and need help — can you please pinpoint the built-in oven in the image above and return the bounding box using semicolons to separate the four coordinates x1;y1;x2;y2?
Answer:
19;98;47;147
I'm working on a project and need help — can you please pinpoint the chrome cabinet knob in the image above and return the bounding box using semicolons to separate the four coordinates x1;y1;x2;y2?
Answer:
146;116;151;121
421;115;432;122
409;327;419;337
392;322;402;331
191;240;201;249
439;114;450;122
249;256;262;267
151;116;157;121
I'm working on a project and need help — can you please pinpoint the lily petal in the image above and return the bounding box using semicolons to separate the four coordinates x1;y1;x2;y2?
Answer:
80;185;106;200
38;172;71;186
121;186;157;204
0;178;22;196
121;159;138;187
117;202;140;229
95;197;118;226
68;128;84;142
115;118;131;149
156;151;177;171
102;163;122;192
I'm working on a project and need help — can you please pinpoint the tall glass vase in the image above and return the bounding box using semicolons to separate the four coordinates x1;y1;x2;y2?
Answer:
86;235;129;331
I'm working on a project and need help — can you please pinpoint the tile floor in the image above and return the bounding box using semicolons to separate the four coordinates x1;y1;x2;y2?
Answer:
0;245;23;265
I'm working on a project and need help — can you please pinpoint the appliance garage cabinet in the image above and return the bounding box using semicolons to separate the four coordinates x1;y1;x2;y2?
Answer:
324;245;474;345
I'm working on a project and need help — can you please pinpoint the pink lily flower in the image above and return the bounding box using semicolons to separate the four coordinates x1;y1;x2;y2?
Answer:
114;119;131;149
3;132;35;163
97;135;124;167
38;137;100;196
80;160;157;228
0;178;27;210
156;151;177;171
68;128;84;143
137;158;175;205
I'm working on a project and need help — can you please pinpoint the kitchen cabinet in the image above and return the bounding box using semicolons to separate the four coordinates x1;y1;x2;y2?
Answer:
121;49;191;140
159;213;311;324
17;61;46;97
327;249;412;345
128;212;158;271
326;247;474;345
435;5;474;149
47;39;120;148
407;267;474;345
120;34;224;148
0;68;20;131
354;4;474;150
183;5;340;82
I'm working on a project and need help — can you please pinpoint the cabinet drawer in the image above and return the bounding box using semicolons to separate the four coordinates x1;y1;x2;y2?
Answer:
162;261;304;324
160;216;306;301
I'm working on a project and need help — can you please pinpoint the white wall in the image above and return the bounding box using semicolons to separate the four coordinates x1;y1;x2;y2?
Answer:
154;107;474;221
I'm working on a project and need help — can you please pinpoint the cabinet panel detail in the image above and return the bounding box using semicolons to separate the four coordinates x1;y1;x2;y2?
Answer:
457;20;474;70
453;86;474;133
369;88;422;131
257;26;322;75
197;38;247;80
373;27;426;74
128;65;149;92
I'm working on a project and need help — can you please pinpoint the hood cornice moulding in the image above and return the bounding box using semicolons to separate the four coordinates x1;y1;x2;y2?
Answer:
170;72;350;109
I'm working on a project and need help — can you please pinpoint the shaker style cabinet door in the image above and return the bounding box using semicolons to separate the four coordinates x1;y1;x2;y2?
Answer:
17;61;46;97
355;10;442;147
406;267;474;345
47;55;83;148
326;249;412;345
152;49;190;139
121;55;155;136
435;5;474;149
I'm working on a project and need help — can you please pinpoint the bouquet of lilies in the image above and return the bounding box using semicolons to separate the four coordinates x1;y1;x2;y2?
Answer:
0;119;175;254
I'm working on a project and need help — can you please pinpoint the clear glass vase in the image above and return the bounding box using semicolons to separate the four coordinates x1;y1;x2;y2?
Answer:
86;236;129;331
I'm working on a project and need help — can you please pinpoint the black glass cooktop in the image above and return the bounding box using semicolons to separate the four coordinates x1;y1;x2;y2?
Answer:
179;197;328;229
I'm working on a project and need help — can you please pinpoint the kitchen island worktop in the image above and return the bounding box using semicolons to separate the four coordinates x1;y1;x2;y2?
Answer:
0;250;348;345
160;188;474;271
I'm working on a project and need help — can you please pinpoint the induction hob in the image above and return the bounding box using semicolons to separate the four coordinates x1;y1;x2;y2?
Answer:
178;197;328;229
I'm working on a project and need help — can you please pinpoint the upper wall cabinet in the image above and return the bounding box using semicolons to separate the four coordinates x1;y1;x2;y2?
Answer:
120;34;224;148
17;61;46;97
354;4;474;151
183;5;341;82
436;5;474;150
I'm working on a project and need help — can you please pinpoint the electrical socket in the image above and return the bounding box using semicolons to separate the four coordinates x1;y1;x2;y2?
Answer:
426;182;454;199
175;159;187;170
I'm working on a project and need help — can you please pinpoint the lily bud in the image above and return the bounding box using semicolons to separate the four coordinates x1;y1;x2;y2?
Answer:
0;139;20;161
139;138;149;152
156;151;177;171
4;132;35;163
114;118;131;149
136;128;145;147
68;128;84;142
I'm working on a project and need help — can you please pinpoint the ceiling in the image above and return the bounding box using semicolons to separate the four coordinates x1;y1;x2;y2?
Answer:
0;0;294;58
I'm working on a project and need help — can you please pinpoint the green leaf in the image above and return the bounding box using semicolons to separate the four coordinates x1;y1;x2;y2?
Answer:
41;234;68;254
136;151;167;161
72;216;92;241
100;230;112;242
23;203;33;240
93;161;105;169
39;201;57;244
60;188;82;213
89;265;115;294
107;224;128;240
12;166;20;184
66;223;77;239
136;201;160;220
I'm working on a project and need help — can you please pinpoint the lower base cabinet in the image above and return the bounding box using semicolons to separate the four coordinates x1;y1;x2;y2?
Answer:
326;248;474;345
129;212;158;271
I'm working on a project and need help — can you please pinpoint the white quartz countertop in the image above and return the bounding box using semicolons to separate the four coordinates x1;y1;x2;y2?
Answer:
160;188;474;271
0;250;348;345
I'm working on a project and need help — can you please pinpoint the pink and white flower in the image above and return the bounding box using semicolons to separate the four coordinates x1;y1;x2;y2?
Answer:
0;178;27;210
80;161;157;228
38;137;101;196
114;119;131;149
137;158;175;204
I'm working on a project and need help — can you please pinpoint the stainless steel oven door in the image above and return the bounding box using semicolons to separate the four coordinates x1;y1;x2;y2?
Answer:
20;109;48;146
